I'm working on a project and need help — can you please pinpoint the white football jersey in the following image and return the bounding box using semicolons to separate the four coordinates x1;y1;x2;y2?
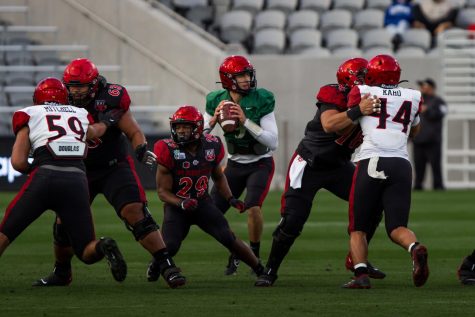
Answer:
12;104;93;158
348;85;421;162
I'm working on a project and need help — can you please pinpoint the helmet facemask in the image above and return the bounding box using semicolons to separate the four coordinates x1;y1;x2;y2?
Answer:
223;68;256;95
170;121;201;145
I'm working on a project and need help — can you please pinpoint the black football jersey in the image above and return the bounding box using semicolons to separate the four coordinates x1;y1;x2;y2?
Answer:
154;135;225;200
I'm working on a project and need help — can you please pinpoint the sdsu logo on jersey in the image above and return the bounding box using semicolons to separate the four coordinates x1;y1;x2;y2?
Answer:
205;149;215;161
94;100;107;112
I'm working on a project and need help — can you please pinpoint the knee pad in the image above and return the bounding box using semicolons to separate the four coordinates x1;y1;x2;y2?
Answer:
53;221;72;247
272;217;300;244
125;205;159;241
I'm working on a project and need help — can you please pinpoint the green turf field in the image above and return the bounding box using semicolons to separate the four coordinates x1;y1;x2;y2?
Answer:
0;189;474;317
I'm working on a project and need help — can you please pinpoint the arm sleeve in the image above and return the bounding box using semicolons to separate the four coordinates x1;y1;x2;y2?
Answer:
12;111;30;135
203;112;216;133
244;111;278;151
153;140;174;170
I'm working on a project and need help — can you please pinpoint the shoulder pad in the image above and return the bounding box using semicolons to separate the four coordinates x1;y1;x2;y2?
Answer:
316;84;347;110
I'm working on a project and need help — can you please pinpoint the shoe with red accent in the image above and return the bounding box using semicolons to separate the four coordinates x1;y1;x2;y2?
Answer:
345;253;386;279
411;244;429;287
342;274;371;289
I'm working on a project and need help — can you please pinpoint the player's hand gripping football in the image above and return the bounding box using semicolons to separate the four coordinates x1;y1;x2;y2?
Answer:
135;143;157;170
180;198;198;211
98;108;125;127
228;196;246;213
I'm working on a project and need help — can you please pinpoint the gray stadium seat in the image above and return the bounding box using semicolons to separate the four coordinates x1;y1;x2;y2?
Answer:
455;8;475;29
186;5;214;28
8;92;33;108
332;0;365;12
289;28;322;53
5;50;34;65
266;0;298;15
0;91;8;106
253;29;286;54
35;55;63;66
363;46;393;58
320;10;352;33
172;0;208;9
396;46;426;57
286;10;319;35
34;71;64;85
4;72;35;86
232;0;264;15
365;0;391;11
331;47;363;58
325;29;358;51
254;10;286;32
353;9;385;36
400;28;432;51
219;10;253;43
298;47;331;56
361;28;393;50
300;0;331;14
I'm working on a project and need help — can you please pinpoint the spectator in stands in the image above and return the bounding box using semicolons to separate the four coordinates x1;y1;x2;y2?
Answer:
412;78;448;191
412;0;458;46
384;0;414;49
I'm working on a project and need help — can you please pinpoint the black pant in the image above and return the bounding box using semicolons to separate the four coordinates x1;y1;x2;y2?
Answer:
413;141;444;190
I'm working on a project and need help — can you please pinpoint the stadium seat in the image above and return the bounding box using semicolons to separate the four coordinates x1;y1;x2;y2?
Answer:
320;10;352;33
172;0;208;9
331;47;363;58
231;0;264;15
35;55;63;65
286;10;319;35
0;91;8;106
8;92;33;108
253;29;286;54
361;28;393;50
396;46;426;57
266;0;298;15
353;9;385;36
219;10;253;43
186;5;214;29
298;46;331;56
366;0;391;11
332;0;365;12
400;28;432;51
299;0;332;14
325;29;358;51
363;46;393;58
5;50;34;65
4;72;35;86
455;8;475;29
254;10;286;32
289;29;322;53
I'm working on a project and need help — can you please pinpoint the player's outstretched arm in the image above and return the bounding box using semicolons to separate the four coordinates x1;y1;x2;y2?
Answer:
11;127;32;174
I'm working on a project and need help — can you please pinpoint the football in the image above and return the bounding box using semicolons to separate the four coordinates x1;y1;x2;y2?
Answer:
218;101;239;133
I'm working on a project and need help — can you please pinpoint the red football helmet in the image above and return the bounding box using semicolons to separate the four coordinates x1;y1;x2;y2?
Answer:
63;58;100;106
336;58;368;91
219;55;256;94
365;54;401;86
33;77;68;105
170;105;204;144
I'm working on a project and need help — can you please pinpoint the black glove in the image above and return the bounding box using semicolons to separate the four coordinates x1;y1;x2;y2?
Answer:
180;198;198;211
135;143;157;170
228;196;246;213
97;108;125;127
458;254;475;285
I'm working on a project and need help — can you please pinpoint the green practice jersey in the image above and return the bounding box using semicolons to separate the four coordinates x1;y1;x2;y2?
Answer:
206;88;275;155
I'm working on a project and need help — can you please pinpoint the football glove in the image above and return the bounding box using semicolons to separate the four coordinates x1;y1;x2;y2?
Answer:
458;255;475;285
228;196;246;213
180;198;198;211
135;143;157;170
97;108;125;127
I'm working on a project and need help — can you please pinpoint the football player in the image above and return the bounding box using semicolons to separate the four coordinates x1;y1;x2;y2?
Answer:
255;58;385;287
34;58;186;288
1;78;127;284
153;105;265;278
204;55;278;275
342;55;428;289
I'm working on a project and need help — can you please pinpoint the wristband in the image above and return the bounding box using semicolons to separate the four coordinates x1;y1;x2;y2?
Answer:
346;106;363;121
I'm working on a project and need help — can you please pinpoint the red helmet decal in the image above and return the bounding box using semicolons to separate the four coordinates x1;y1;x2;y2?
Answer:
170;105;204;144
336;58;368;91
366;54;401;87
33;77;68;105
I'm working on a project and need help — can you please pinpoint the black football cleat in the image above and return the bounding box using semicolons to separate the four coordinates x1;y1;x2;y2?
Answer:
146;260;160;282
162;267;186;288
457;256;475;285
99;237;127;282
345;253;386;279
411;244;429;287
342;274;371;289
32;270;72;287
225;254;240;275
255;273;278;287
